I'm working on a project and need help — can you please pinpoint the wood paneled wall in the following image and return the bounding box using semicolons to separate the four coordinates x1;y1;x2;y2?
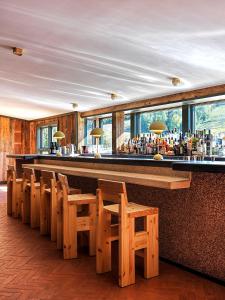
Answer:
28;113;76;153
0;116;28;181
0;112;81;181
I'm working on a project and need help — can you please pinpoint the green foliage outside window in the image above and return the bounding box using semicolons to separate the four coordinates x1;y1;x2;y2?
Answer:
41;127;49;148
195;101;225;136
86;119;94;145
124;114;131;142
140;108;182;134
100;117;112;152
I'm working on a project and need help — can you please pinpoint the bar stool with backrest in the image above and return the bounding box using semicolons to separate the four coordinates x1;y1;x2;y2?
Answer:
96;179;159;287
57;173;96;259
7;165;23;218
22;167;40;228
40;170;81;242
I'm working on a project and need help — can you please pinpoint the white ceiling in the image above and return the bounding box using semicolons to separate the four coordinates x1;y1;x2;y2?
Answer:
1;0;225;120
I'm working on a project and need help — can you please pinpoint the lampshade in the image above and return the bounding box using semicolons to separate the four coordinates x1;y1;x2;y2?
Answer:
90;128;104;137
149;121;167;134
53;131;65;139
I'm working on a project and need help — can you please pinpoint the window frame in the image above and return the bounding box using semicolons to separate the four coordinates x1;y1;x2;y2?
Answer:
83;99;225;147
193;99;225;135
137;106;183;136
37;124;57;152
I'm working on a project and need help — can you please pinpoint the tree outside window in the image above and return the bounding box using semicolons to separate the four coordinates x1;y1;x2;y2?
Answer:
140;108;182;134
195;101;225;137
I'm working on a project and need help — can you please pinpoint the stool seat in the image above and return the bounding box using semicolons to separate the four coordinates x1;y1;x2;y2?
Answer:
16;178;23;183
44;187;80;194
44;188;51;193
68;193;96;205
69;188;81;195
27;182;40;188
104;202;158;217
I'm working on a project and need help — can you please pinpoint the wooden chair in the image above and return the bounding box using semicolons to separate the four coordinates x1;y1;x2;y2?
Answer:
40;171;81;242
57;173;96;259
7;165;23;218
22;167;40;228
96;179;159;287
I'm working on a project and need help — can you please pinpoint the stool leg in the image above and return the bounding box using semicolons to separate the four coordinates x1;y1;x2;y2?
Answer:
22;187;30;224
119;216;135;287
144;214;159;278
40;192;48;235
96;212;111;273
30;188;40;228
7;180;13;216
12;182;21;218
89;203;96;256
51;189;57;242
63;204;77;259
16;182;22;218
57;196;63;250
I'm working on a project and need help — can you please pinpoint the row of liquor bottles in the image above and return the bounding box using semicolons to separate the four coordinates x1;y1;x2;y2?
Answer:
118;129;223;156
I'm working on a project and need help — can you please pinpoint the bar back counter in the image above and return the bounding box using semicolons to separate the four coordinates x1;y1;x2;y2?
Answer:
7;154;225;282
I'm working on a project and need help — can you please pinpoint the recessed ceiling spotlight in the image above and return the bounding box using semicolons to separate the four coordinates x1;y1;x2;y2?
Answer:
71;103;78;110
171;77;182;86
13;47;24;56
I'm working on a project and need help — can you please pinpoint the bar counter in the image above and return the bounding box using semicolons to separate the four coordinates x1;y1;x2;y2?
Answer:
7;154;225;282
7;153;225;172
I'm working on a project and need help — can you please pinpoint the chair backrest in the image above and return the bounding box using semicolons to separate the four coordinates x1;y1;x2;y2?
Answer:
57;173;69;204
57;173;70;194
8;165;15;171
23;168;36;182
97;179;128;205
40;170;56;189
7;165;16;183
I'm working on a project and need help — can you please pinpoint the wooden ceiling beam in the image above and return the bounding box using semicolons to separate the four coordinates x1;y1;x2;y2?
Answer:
80;84;225;118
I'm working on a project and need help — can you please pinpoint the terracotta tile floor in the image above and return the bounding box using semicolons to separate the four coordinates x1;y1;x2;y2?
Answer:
0;185;224;300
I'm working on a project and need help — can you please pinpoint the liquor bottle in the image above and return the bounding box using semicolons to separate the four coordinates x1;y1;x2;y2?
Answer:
206;130;212;156
50;142;57;154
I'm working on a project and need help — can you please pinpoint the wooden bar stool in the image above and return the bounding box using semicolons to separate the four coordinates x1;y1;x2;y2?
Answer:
57;173;96;259
7;165;23;218
22;168;40;228
96;179;159;287
40;171;81;242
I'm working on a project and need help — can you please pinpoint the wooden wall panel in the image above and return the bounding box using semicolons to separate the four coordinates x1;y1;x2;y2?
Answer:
27;112;76;153
0;116;28;181
0;112;79;180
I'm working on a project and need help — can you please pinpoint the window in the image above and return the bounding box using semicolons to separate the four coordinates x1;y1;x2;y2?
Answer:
194;101;225;137
37;125;57;152
99;117;112;153
124;114;131;142
140;107;182;134
85;118;95;145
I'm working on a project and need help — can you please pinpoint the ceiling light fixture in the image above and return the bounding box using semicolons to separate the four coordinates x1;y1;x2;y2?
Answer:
13;47;24;56
171;77;182;86
111;93;118;100
71;103;78;110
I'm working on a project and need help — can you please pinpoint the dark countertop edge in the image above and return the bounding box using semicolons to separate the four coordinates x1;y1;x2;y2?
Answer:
173;162;225;173
7;154;225;173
